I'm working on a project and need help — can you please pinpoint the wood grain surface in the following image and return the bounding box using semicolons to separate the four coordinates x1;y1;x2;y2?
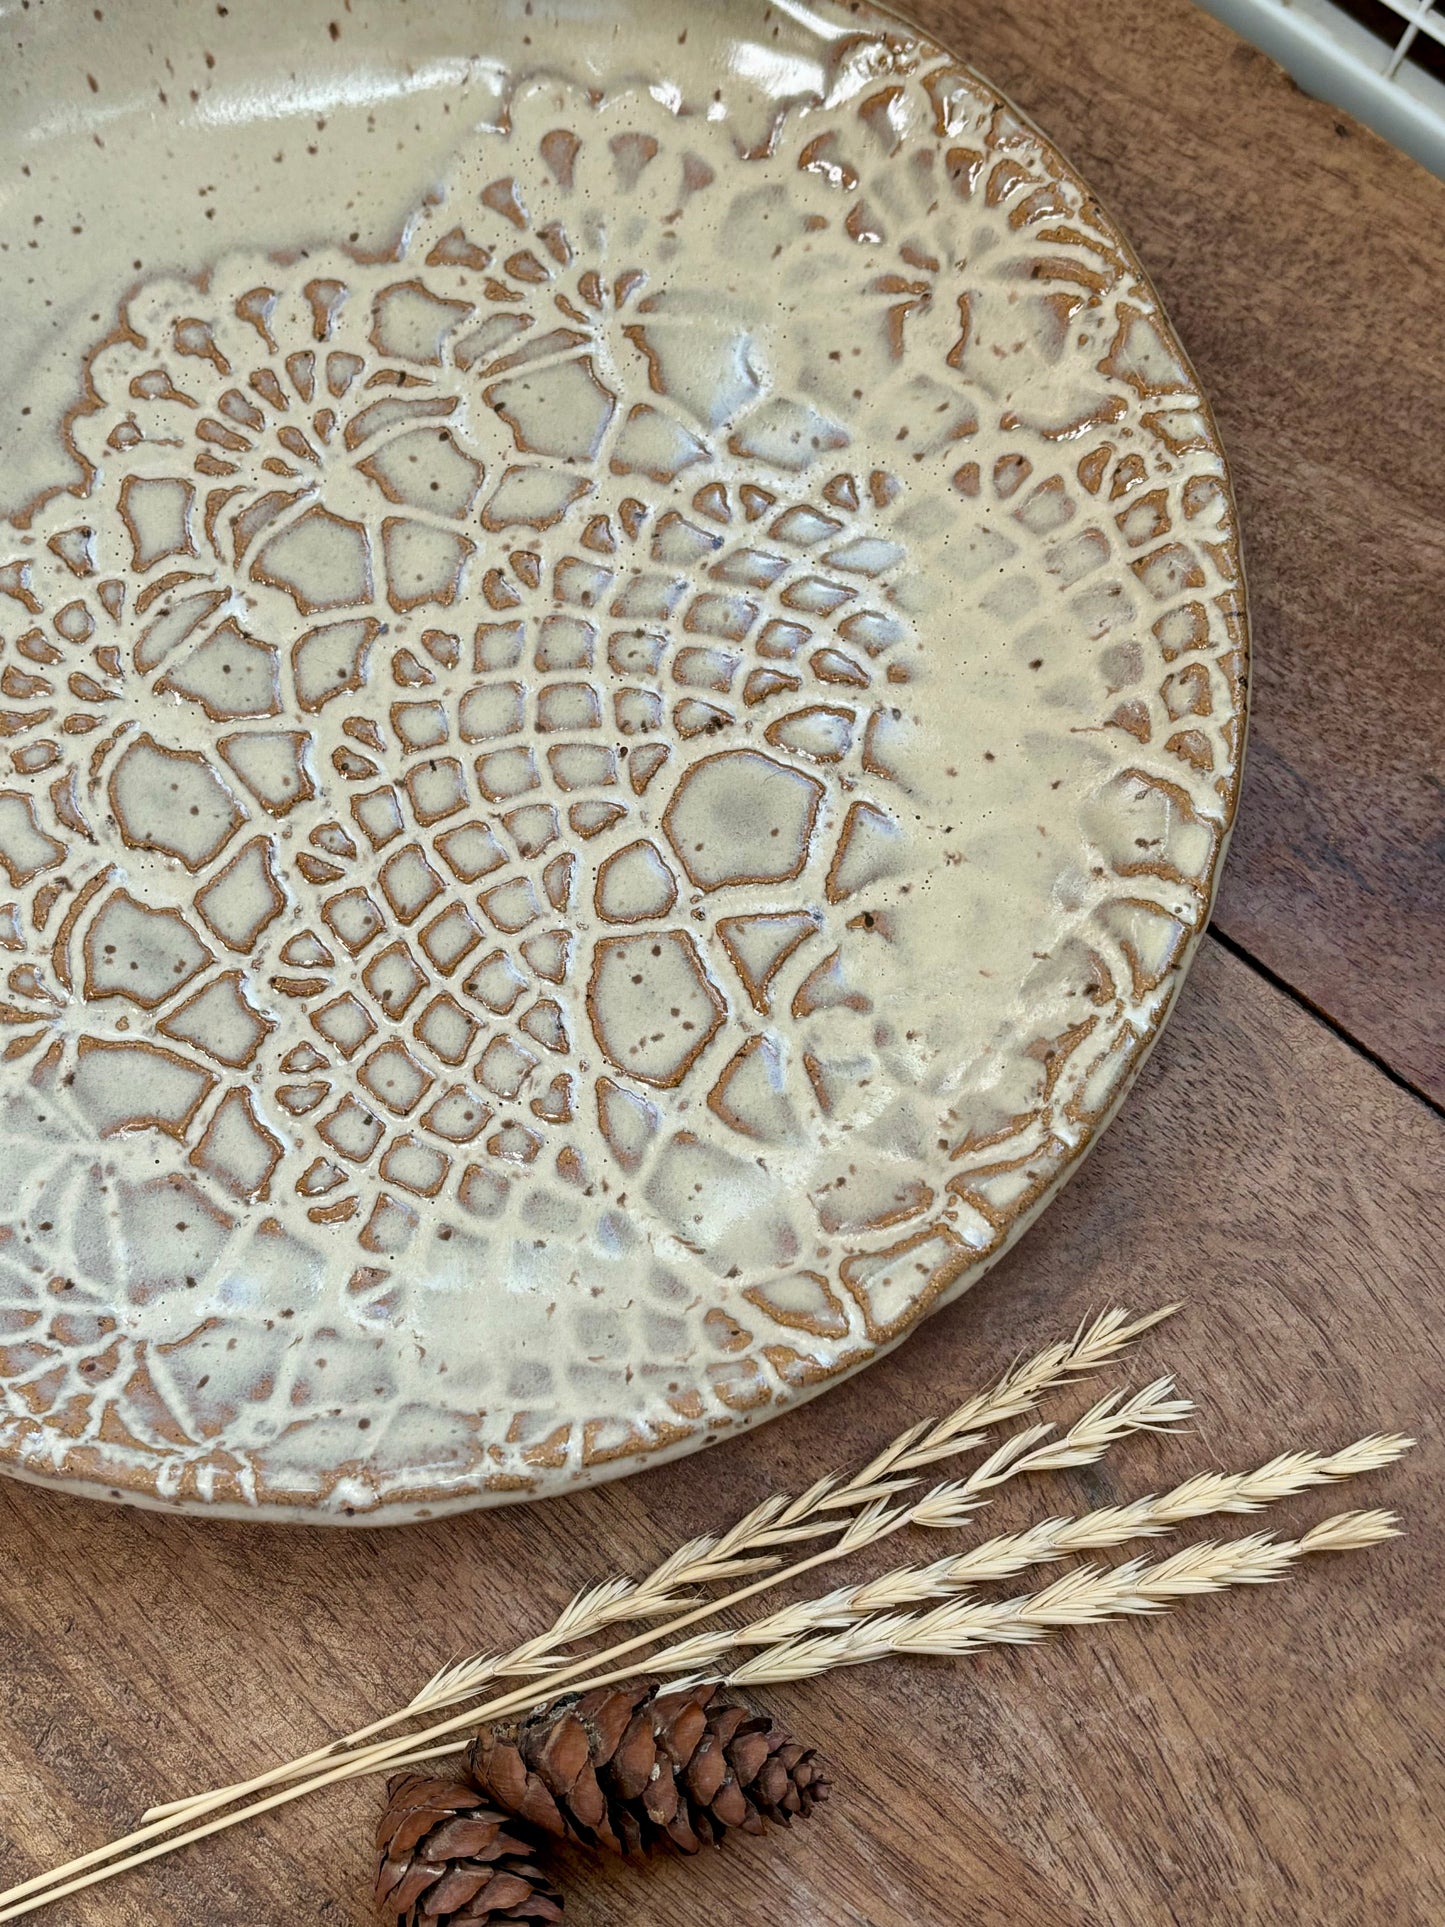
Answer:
3;3;1444;1924
3;941;1442;1926
936;0;1445;1108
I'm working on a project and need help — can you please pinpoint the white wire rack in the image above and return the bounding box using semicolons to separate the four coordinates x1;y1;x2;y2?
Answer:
1195;0;1445;176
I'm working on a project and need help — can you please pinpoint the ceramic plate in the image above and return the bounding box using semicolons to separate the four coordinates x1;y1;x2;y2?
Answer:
0;0;1246;1520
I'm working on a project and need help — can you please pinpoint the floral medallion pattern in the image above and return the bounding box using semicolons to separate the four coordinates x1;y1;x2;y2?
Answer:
0;48;1244;1514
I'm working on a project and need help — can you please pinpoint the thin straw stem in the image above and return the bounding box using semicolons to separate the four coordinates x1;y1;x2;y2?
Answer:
655;1433;1412;1663
0;1540;882;1924
720;1510;1403;1685
0;1508;1399;1924
140;1304;1172;1828
0;1337;1181;1917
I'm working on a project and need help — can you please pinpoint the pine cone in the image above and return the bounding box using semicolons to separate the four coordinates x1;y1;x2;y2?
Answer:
375;1773;564;1923
468;1682;832;1858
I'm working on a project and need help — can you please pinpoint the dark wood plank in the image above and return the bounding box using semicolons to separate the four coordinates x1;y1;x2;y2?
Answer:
2;938;1441;1926
922;0;1445;1103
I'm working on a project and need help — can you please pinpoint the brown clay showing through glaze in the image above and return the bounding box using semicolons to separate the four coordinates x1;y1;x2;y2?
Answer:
0;2;1245;1519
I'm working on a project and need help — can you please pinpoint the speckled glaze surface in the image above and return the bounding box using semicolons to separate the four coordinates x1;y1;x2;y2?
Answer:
0;0;1245;1522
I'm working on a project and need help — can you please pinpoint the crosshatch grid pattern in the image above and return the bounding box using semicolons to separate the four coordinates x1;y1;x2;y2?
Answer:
0;44;1248;1519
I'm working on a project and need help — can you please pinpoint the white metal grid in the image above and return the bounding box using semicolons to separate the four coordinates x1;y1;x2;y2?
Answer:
1376;0;1445;76
1196;0;1445;176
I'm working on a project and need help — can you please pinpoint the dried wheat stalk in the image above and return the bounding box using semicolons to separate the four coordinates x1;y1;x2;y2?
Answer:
105;1379;1187;1874
141;1305;1174;1829
211;1380;1190;1787
0;1314;1179;1917
0;1510;1397;1926
0;1313;1409;1925
649;1433;1412;1667
371;1508;1402;1781
719;1510;1401;1684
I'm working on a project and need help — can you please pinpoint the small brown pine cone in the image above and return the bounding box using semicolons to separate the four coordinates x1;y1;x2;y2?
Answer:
375;1772;564;1924
468;1682;832;1859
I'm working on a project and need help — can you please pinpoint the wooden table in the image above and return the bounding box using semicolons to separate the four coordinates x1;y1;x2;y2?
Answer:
3;2;1443;1921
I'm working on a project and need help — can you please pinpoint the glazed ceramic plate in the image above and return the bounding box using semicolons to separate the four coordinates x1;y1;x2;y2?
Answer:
0;0;1245;1521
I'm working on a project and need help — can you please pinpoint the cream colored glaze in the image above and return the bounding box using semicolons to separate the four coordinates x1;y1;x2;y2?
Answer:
0;0;1245;1520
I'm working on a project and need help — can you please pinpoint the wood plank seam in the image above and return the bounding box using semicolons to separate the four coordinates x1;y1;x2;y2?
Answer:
1208;925;1445;1122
